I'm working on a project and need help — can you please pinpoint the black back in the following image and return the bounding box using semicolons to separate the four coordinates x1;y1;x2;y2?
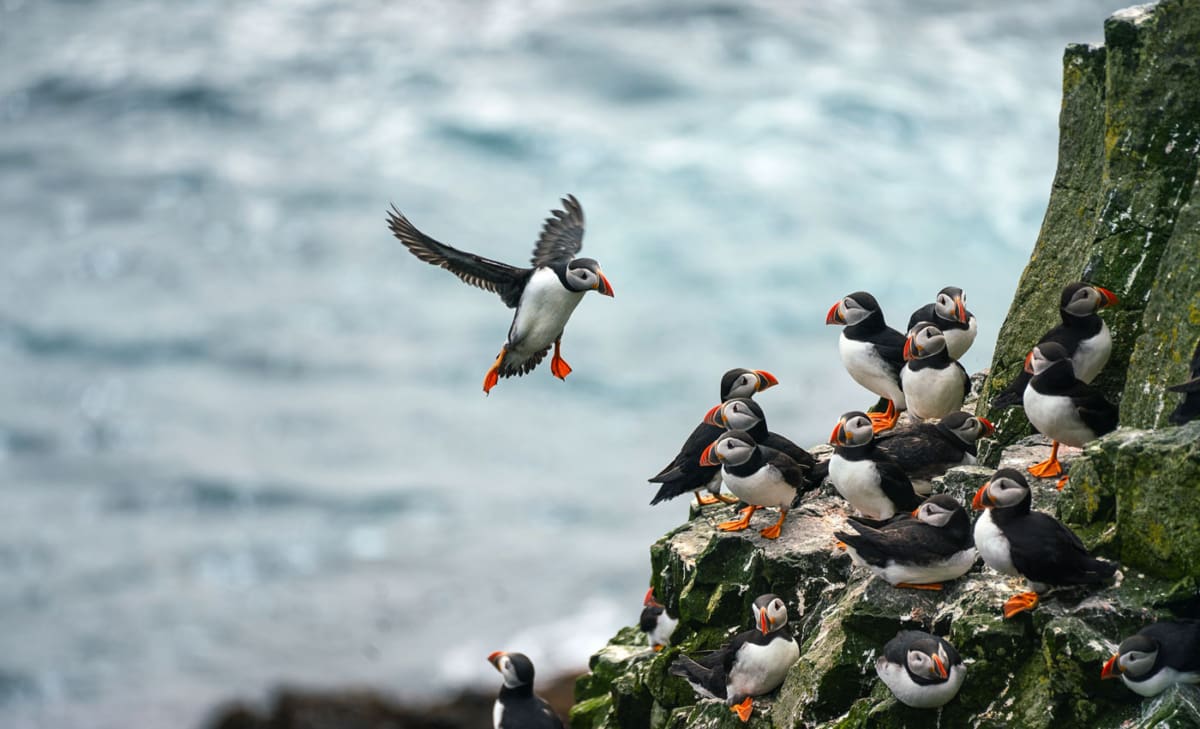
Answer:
875;417;975;479
1029;360;1119;438
990;485;1116;586
836;496;972;567
496;687;565;729
833;440;924;513
844;292;906;380
882;630;963;686
640;604;664;633
1130;621;1200;678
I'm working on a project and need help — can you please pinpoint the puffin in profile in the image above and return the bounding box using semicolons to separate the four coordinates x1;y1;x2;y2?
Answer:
703;398;817;486
387;195;613;394
972;469;1116;619
900;322;971;420
1101;620;1200;696
640;588;679;652
828;411;923;522
835;494;976;590
1022;342;1118;484
876;630;966;708
907;286;977;360
991;282;1117;409
487;651;565;729
1167;338;1200;426
700;430;806;539
826;291;907;432
649;369;779;506
669;594;799;722
875;412;995;494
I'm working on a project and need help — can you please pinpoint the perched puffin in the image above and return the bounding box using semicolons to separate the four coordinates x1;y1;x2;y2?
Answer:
1022;342;1118;483
826;291;907;432
670;594;799;722
1167;338;1200;426
971;469;1116;618
1101;620;1200;696
487;651;565;729
828;411;923;521
991;282;1118;409
699;430;806;539
640;588;679;652
835;494;976;590
900;322;971;420
875;412;995;494
387;195;613;394
703;398;818;486
649;369;779;506
907;286;977;360
876;630;966;708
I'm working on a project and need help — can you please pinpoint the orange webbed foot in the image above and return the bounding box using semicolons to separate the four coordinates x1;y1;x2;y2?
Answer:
1028;459;1063;478
731;697;753;723
695;493;721;506
482;348;506;395
1055;475;1070;490
896;582;944;591
550;337;572;380
1002;591;1039;619
759;511;787;540
718;506;759;532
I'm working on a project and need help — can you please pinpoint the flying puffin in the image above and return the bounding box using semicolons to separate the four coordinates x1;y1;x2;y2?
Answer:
669;594;799;723
640;588;679;652
487;651;565;729
702;398;818;486
387;195;613;394
1022;342;1118;484
875;412;995;494
700;430;806;539
907;286;977;360
835;494;977;590
900;322;971;420
828;411;923;522
826;291;907;432
876;630;967;708
1167;338;1200;426
971;469;1116;619
1101;620;1200;696
990;282;1118;409
649;369;779;506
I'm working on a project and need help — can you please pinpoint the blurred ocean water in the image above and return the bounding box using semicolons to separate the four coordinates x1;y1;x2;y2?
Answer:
0;0;1126;727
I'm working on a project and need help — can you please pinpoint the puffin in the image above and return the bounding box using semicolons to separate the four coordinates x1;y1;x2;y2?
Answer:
487;651;565;729
649;369;779;506
702;398;818;487
826;291;907;432
971;469;1116;618
669;594;799;723
640;588;679;652
876;630;967;708
1022;342;1119;484
875;411;995;494
907;286;978;360
1167;338;1200;426
900;322;971;420
699;430;806;539
835;494;977;590
990;282;1118;409
387;195;613;394
827;411;923;522
1101;620;1200;696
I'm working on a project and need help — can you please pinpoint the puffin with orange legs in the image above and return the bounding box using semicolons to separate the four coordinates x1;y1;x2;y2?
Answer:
1022;342;1118;486
387;195;612;395
827;411;923;523
971;469;1116;619
827;291;907;432
670;594;799;723
700;430;806;539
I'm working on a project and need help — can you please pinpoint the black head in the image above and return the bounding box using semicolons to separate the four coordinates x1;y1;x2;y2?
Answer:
1112;634;1161;679
751;594;789;634
700;429;758;467
710;397;767;433
938;412;996;447
904;321;948;361
1026;342;1074;377
934;286;969;324
488;651;536;689
720;368;779;400
913;494;967;528
1060;282;1117;317
564;257;613;296
826;291;883;327
905;637;951;683
830;411;874;448
971;468;1032;514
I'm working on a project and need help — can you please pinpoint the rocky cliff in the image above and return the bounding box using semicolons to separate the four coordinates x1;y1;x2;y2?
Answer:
570;2;1200;727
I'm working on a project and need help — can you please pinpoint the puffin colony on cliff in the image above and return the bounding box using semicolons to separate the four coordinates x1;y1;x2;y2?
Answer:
827;411;923;522
907;286;977;360
670;594;799;722
1102;620;1200;697
488;651;565;729
826;291;908;432
387;195;613;394
900;322;970;420
700;430;807;539
876;630;967;708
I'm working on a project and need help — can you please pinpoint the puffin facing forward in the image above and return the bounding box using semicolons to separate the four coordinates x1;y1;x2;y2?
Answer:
700;430;806;539
1102;620;1200;696
387;195;613;394
640;588;679;652
876;630;966;708
826;291;907;432
907;286;977;360
488;651;565;729
828;411;923;522
900;322;970;420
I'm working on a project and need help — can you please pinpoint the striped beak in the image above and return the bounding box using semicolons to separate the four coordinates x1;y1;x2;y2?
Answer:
488;651;505;667
754;370;779;390
703;404;725;427
978;417;996;436
1023;350;1035;374
971;483;993;510
1101;654;1121;679
829;420;846;446
1094;286;1117;308
931;654;949;680
699;442;721;467
596;272;615;297
902;335;916;361
954;295;968;324
759;611;771;635
826;301;845;325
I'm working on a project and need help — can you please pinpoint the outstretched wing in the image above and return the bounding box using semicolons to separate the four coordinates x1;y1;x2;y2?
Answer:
530;195;586;267
387;205;532;309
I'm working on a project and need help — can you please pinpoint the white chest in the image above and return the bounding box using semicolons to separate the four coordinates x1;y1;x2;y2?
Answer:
876;659;966;708
838;335;905;404
901;364;965;420
973;510;1017;576
723;465;795;509
1023;386;1094;447
510;268;584;353
727;636;799;700
943;317;977;360
649;613;678;648
828;455;896;520
1123;668;1200;697
493;699;504;729
1073;322;1111;384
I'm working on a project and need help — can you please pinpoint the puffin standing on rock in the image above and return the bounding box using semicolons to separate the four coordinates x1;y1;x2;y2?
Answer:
702;398;817;485
640;588;678;652
827;291;907;432
900;322;971;420
876;630;967;708
487;651;565;729
670;594;799;723
972;469;1116;619
875;412;995;493
907;286;977;360
700;430;806;539
387;195;613;394
649;369;780;506
1022;342;1118;484
1102;620;1200;696
828;411;923;522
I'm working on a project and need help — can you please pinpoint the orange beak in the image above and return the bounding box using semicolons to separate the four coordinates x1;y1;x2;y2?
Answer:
1100;654;1121;679
488;651;505;667
597;272;614;297
971;483;992;510
826;301;844;325
978;417;996;436
829;421;845;445
754;370;779;389
702;404;724;427
643;587;661;608
932;654;948;680
1095;286;1117;308
700;442;721;466
954;296;968;324
759;612;770;635
1023;350;1035;374
911;507;921;518
902;336;915;361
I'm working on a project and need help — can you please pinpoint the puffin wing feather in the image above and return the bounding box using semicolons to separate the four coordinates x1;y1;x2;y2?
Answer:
530;195;586;267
